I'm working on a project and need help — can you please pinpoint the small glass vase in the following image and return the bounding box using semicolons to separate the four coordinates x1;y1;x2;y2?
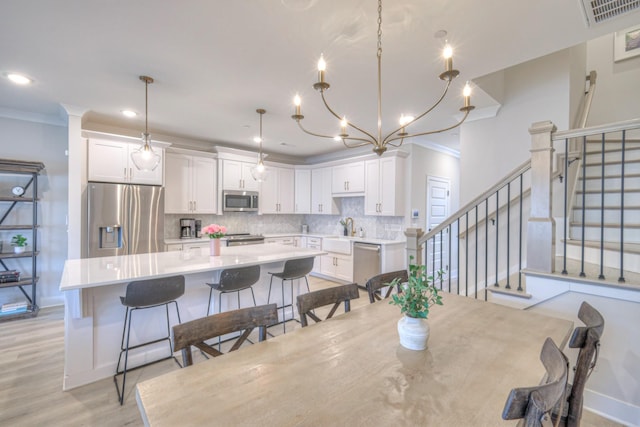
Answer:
209;238;221;256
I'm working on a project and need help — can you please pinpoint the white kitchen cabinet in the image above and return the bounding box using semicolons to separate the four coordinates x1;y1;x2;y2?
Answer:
294;169;311;214
365;156;404;216
222;160;260;192
88;138;163;185
320;252;353;282
311;167;338;215
165;153;217;214
332;161;365;195
306;236;322;274
261;167;294;214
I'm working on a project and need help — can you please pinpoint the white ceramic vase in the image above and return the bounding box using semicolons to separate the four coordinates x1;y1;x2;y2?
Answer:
14;246;26;254
397;315;430;350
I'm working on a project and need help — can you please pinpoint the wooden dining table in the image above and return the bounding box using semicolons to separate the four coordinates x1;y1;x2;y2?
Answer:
136;293;573;426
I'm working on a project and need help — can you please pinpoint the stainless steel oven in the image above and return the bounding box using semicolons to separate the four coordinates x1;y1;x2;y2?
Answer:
223;191;259;212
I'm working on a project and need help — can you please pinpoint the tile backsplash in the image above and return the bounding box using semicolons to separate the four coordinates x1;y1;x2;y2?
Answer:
165;197;405;240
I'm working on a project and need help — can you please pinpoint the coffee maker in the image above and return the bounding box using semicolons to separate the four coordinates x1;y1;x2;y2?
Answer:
180;218;196;239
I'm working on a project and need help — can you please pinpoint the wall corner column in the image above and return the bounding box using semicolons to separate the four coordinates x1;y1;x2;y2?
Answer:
527;121;557;273
404;228;424;266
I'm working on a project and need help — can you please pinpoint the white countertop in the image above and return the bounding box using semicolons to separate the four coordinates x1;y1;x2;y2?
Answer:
263;233;405;246
165;233;405;246
59;244;325;291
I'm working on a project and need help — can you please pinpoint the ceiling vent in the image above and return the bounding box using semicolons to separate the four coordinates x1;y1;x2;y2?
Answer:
580;0;640;26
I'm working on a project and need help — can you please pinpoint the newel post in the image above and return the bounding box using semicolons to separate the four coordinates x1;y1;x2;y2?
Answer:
404;228;424;267
527;121;557;273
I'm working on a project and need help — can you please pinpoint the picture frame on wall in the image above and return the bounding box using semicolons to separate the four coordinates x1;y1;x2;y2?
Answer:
614;25;640;62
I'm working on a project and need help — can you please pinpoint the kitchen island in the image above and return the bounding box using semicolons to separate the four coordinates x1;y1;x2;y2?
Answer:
59;243;326;390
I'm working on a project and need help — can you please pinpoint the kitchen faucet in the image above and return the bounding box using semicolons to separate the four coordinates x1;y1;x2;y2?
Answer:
345;217;355;237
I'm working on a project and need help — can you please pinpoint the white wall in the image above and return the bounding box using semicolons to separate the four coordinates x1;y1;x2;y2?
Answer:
586;33;640;126
406;144;460;230
459;47;581;205
0;116;68;307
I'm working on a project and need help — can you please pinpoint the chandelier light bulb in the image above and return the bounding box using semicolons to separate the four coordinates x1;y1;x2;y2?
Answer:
443;44;453;59
317;54;326;83
256;160;265;173
443;44;453;73
463;81;472;97
293;93;302;116
317;54;326;71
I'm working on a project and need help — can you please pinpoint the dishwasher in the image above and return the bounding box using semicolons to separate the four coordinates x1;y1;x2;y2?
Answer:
353;242;381;289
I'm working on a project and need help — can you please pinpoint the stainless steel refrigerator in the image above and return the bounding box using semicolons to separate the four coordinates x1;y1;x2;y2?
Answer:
87;182;164;258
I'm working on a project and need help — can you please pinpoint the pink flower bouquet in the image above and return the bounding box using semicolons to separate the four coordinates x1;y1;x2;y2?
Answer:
202;224;227;239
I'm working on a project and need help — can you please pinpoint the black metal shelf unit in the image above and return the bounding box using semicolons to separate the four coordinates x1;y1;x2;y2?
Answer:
0;158;45;321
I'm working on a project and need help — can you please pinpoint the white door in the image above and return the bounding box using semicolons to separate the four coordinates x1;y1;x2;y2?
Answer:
426;176;450;278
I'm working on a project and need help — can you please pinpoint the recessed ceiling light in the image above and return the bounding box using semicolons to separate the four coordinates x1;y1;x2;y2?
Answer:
6;73;33;85
253;136;262;143
121;110;137;118
434;30;448;39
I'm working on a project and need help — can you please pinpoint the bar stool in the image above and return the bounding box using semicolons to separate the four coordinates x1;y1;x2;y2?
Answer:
114;275;185;405
205;265;261;316
267;257;314;333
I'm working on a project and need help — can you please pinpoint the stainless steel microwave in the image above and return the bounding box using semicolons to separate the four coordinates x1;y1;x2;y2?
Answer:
223;190;259;212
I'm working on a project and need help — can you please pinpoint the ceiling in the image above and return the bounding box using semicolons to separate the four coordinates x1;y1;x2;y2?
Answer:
1;0;638;160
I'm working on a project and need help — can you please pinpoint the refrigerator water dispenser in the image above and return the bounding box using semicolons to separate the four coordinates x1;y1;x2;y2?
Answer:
100;226;122;249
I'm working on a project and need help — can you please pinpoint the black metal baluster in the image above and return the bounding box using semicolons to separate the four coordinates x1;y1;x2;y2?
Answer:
580;136;586;277
431;235;436;280
448;224;452;293
562;138;569;274
485;199;488;301
439;230;444;289
599;133;605;280
457;217;460;295
495;190;499;287
518;173;523;292
619;130;626;283
465;211;469;296
506;182;511;289
475;205;478;298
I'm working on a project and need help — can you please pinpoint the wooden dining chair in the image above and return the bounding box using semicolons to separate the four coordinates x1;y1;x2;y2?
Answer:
172;303;278;367
296;283;359;327
552;301;605;427
365;269;408;303
502;337;569;426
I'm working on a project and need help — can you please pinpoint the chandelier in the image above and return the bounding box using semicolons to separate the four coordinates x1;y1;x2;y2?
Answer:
251;108;268;182
131;75;161;171
291;0;475;156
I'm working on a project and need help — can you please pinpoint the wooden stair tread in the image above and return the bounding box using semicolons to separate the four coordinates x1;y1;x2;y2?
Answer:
562;239;640;254
569;222;640;229
576;188;640;194
580;173;640;180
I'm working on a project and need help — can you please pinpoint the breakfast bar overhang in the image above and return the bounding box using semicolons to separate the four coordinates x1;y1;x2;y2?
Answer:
59;243;326;390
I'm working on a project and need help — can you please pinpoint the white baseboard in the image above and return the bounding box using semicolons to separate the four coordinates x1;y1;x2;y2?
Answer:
585;388;640;427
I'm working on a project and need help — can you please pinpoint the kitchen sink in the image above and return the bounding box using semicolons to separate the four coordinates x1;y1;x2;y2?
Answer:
322;237;352;255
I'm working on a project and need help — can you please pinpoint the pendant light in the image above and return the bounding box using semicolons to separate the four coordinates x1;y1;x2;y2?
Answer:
251;108;268;182
131;75;161;171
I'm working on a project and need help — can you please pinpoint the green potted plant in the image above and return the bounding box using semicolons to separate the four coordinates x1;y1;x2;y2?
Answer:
388;257;443;350
11;234;27;254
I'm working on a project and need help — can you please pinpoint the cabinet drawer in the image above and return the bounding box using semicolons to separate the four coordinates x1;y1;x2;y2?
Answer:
307;237;322;246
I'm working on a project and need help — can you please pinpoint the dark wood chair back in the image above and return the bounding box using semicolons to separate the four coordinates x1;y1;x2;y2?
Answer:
172;303;278;367
296;283;360;327
502;337;569;426
365;270;408;303
553;301;604;427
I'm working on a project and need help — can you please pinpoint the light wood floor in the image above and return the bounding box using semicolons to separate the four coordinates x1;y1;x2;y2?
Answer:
0;277;622;426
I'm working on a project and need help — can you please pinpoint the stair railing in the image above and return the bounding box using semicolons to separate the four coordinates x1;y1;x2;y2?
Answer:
555;118;640;283
419;160;532;300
